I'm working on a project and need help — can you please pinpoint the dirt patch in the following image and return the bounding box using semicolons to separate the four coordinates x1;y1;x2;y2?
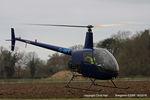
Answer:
50;71;73;80
49;71;85;80
0;81;149;98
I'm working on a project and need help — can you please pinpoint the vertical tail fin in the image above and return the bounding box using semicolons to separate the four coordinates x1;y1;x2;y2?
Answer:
11;28;16;51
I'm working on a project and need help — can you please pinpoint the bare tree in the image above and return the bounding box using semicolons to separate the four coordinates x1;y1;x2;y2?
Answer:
26;52;39;78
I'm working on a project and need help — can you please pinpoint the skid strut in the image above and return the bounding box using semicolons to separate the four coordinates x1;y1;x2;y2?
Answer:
65;74;101;92
65;74;129;92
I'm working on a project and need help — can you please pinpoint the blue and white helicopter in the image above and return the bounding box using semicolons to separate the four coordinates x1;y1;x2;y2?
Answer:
9;24;129;92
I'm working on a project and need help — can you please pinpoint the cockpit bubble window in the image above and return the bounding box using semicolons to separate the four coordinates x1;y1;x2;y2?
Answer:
94;48;119;72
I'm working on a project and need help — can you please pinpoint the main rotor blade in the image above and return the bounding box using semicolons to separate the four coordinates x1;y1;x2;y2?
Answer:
94;23;132;28
29;23;133;29
30;24;89;28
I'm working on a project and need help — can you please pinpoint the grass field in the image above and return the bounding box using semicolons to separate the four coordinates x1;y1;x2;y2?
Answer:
0;78;70;83
0;77;149;83
0;98;149;100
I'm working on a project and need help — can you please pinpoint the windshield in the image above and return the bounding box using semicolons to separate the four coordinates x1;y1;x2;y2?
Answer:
94;48;119;72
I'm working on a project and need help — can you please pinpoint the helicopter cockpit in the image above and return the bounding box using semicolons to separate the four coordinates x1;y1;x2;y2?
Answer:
83;48;119;73
94;48;119;73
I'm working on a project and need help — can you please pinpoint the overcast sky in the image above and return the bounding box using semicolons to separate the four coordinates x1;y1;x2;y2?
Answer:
0;0;150;60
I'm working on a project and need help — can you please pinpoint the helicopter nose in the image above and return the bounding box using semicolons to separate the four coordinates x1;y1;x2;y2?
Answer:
113;62;119;72
112;70;119;78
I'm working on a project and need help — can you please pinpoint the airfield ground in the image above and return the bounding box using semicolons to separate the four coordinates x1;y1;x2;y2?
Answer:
0;81;149;98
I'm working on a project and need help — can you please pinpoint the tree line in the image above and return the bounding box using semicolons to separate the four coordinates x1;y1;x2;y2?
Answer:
0;47;71;78
97;29;150;77
0;29;149;78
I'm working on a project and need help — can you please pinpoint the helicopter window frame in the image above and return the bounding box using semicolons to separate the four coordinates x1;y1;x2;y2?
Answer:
83;51;95;64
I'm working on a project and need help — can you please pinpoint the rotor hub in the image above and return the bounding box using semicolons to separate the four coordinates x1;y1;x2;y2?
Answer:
87;25;93;32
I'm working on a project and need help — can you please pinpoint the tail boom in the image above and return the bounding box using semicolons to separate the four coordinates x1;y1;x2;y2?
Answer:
15;37;72;55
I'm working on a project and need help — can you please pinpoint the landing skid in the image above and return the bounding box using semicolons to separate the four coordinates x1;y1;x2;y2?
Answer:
93;80;129;89
65;74;129;92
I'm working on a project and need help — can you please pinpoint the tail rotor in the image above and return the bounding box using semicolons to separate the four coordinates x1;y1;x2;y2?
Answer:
6;28;16;51
11;28;16;51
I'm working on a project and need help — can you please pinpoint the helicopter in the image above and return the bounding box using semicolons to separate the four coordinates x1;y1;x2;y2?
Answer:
9;23;129;92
